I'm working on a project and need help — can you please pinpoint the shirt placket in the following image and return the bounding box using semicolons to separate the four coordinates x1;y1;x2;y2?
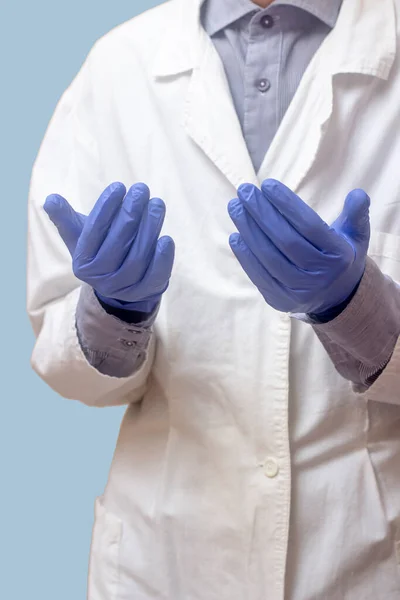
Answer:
243;11;282;172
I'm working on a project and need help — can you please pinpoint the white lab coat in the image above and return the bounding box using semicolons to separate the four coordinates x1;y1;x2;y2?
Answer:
27;0;400;598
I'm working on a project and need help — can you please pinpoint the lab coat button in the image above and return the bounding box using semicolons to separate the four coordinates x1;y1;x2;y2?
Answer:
264;457;279;478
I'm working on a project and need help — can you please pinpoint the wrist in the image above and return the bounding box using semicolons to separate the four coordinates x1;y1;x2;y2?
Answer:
308;276;363;324
94;291;160;323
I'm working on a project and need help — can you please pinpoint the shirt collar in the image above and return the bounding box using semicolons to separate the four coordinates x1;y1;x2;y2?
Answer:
202;0;343;37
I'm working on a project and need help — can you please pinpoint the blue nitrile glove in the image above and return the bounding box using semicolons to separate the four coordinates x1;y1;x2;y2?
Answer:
44;182;175;313
228;179;370;315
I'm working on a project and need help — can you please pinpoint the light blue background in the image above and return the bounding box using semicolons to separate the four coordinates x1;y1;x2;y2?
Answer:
1;2;164;598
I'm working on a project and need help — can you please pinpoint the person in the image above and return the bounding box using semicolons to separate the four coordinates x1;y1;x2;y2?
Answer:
27;0;400;597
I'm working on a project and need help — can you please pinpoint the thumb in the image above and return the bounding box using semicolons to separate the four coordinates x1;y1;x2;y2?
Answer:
332;188;370;244
44;194;86;256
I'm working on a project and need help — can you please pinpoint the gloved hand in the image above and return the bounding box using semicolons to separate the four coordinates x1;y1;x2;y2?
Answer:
228;179;370;315
44;182;175;313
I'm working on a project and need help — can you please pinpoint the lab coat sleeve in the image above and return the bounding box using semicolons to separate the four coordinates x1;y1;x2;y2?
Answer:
311;257;400;404
27;47;156;407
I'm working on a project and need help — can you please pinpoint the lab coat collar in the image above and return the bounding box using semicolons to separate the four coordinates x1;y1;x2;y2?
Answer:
323;0;396;79
152;0;396;80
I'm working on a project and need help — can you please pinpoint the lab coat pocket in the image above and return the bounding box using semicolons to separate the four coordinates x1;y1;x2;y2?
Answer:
368;230;400;282
87;496;122;600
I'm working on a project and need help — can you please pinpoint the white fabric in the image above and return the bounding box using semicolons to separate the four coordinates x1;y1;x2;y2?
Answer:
27;0;400;598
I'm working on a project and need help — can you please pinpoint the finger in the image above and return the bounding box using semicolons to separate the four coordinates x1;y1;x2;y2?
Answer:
229;233;292;312
123;235;175;299
259;179;342;252
140;235;175;292
117;197;167;284
44;194;86;256
89;235;175;304
94;183;150;272
228;198;304;286
237;184;323;268
75;182;126;260
332;189;370;243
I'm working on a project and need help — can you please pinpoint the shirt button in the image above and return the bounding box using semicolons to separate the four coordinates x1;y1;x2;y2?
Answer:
260;15;274;29
263;457;279;478
257;78;271;93
120;339;135;348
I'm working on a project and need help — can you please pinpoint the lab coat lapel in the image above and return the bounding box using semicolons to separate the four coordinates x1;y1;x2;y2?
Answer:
257;0;396;197
184;30;258;190
256;58;334;195
153;0;257;190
